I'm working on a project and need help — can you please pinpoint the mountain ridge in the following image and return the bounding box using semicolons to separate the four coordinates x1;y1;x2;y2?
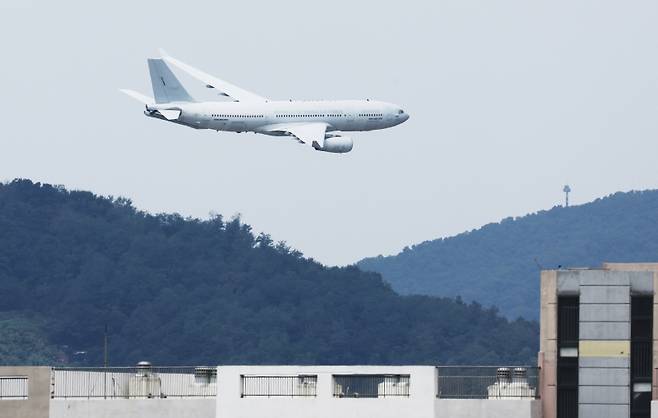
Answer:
0;179;538;366
358;189;658;319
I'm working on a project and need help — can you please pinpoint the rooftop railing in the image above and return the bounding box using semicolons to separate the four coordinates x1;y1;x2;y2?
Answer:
437;366;539;399
50;365;540;400
51;366;216;399
0;376;28;400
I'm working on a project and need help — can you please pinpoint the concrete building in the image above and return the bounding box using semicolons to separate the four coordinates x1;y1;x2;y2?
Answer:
219;365;539;418
7;262;658;418
0;364;216;418
0;366;50;418
539;263;658;418
0;364;540;418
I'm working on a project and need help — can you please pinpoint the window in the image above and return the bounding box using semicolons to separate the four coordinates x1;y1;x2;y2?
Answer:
241;375;317;397
333;375;410;398
557;296;579;418
631;296;653;418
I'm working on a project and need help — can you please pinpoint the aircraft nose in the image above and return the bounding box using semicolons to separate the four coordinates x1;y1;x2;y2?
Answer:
402;113;410;122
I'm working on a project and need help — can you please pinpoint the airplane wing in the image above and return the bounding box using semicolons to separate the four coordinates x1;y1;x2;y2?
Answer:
159;49;268;103
267;123;328;149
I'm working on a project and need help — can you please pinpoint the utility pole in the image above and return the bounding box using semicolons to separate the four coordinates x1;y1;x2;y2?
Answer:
103;324;108;399
103;324;108;367
563;185;571;207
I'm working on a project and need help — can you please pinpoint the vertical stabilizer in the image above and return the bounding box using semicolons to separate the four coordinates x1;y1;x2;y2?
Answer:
147;58;195;104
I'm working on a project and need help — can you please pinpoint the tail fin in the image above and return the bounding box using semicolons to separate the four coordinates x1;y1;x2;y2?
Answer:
147;58;195;104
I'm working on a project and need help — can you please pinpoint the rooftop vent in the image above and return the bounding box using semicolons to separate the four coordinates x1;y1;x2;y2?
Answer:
194;367;217;384
512;367;527;382
488;367;535;399
136;361;152;370
130;361;161;398
496;367;512;383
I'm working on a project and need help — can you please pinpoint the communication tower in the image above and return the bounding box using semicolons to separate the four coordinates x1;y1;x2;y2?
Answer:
563;185;571;207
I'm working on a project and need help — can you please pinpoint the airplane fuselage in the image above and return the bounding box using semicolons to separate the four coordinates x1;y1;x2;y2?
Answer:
123;52;409;153
146;99;408;134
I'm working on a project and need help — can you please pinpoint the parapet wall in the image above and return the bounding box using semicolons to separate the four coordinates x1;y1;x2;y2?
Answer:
435;399;540;418
49;398;215;418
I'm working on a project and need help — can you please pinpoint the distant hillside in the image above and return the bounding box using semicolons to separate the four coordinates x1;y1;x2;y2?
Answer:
0;312;58;365
0;180;537;366
358;190;658;319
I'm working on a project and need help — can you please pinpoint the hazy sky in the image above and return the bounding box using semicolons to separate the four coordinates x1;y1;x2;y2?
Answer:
1;0;657;265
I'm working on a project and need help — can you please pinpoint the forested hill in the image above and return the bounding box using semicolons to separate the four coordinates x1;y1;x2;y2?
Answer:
0;180;537;366
358;190;658;320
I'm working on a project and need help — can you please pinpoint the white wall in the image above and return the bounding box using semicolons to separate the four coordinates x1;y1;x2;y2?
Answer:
218;366;436;418
217;365;542;418
49;366;543;418
50;398;215;418
435;399;540;418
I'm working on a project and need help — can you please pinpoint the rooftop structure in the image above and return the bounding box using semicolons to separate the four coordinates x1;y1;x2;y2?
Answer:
0;364;540;418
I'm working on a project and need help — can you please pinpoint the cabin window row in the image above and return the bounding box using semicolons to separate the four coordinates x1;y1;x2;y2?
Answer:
211;114;264;118
275;114;343;118
358;113;383;117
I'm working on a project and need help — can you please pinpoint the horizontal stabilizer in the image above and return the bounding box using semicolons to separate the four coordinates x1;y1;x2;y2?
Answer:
120;89;153;105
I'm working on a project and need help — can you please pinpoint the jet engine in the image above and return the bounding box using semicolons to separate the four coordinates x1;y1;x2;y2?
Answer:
315;136;353;153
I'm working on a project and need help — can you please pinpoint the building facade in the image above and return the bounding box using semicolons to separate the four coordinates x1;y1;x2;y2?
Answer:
539;263;658;418
0;365;540;418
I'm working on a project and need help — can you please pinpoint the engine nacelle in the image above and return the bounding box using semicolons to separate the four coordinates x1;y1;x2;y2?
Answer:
318;136;353;153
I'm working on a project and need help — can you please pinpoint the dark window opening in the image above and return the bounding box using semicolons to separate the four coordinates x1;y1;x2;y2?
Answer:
631;296;652;418
557;296;579;418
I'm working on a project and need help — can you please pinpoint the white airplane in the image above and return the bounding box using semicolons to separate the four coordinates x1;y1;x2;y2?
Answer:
121;51;409;153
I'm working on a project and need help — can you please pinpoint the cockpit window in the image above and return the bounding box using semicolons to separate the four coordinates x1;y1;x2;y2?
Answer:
398;109;404;114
